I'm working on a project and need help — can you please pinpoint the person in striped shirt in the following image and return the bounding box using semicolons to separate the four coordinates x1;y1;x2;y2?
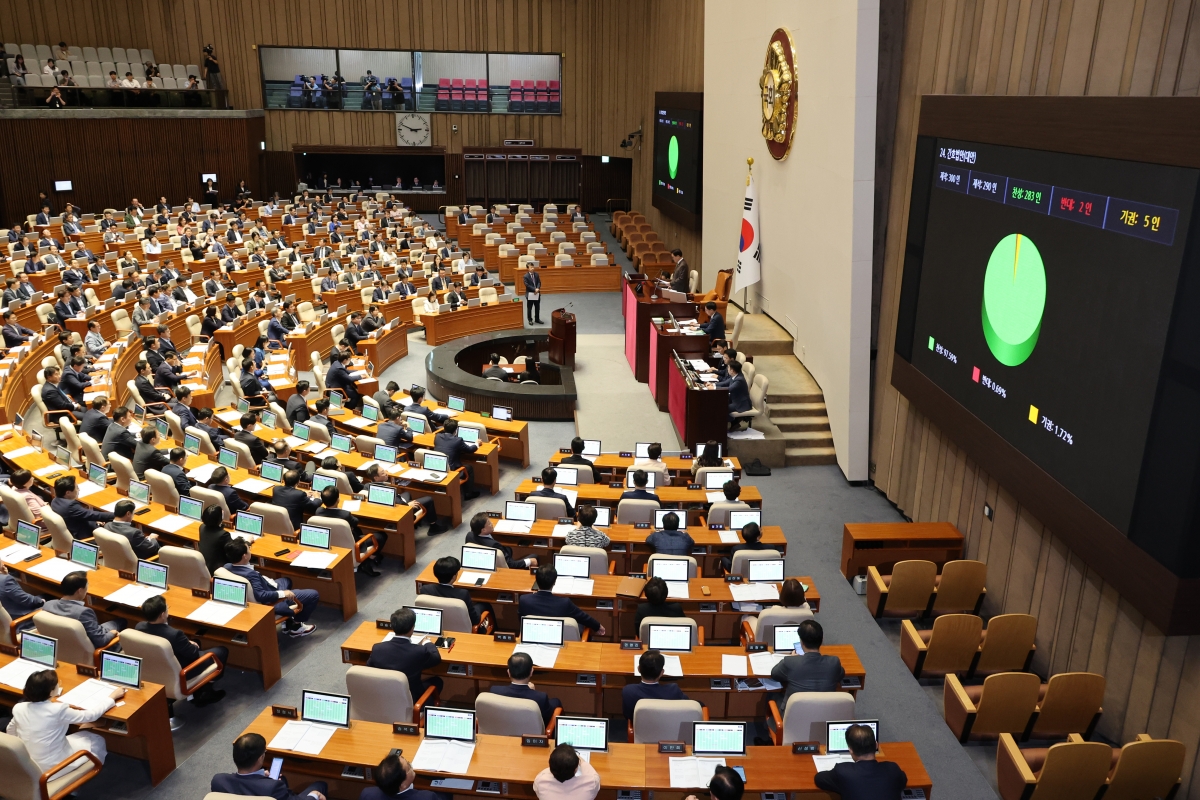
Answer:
564;505;610;549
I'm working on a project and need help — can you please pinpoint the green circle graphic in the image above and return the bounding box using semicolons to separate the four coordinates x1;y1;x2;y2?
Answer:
982;233;1046;367
668;136;679;180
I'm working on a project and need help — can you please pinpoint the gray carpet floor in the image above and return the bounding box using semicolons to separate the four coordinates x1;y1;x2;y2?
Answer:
31;214;1000;799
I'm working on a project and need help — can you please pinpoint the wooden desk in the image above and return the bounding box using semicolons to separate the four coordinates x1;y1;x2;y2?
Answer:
423;302;526;346
840;522;965;580
547;453;743;481
512;480;763;511
650;323;713;412
410;562;815;642
668;357;729;453
213;311;270;360
623;275;702;383
239;709;932;800
0;336;60;424
0;652;177;784
276;276;315;304
499;264;622;292
358;323;410;375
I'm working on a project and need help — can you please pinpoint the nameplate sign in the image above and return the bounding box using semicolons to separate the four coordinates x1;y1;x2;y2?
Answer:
376;619;392;629
76;664;99;677
619;451;633;458
709;524;726;530
522;735;548;747
658;741;686;754
792;741;819;755
493;632;515;643
746;642;768;653
621;640;644;650
393;723;420;736
117;570;135;581
272;705;298;719
725;575;743;583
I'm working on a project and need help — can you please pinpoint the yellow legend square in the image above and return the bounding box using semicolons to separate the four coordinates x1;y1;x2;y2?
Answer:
1028;405;1039;423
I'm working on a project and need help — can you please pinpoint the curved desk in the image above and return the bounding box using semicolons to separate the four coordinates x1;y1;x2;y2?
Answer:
421;300;525;345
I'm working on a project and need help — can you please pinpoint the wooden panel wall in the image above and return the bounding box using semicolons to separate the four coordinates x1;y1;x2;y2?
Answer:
871;2;1200;796
0;116;263;224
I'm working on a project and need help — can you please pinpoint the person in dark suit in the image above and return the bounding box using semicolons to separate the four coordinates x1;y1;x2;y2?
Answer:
726;361;752;426
518;564;604;636
133;427;169;479
134;359;170;410
317;486;383;576
220;295;242;323
668;249;689;293
634;577;685;631
645;512;694;556
434;419;480;500
483;353;510;381
211;732;327;800
344;312;368;354
719;521;775;573
154;351;185;391
224;537;318;636
43;571;125;648
561;437;602;483
266;308;289;345
40;366;81;419
170;386;199;432
286;382;312;427
136;594;227;706
465;513;536;569
366;607;443;696
59;358;92;406
621;649;689;721
1;311;34;348
403;387;447;429
101;406;138;460
684;767;744;800
700;302;724;340
770;619;844;707
813;724;906;800
210;466;250;514
197;504;234;574
79;397;112;442
528;466;574;516
195;407;231;449
619;470;660;505
325;352;363;410
375;406;413;449
162;447;192;497
103;500;160;559
489;651;562;725
234;413;269;464
362;752;448;800
523;261;543;324
273;469;321;530
419;556;492;627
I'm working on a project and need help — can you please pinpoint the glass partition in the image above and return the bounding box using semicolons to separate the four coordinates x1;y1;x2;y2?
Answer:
488;54;561;113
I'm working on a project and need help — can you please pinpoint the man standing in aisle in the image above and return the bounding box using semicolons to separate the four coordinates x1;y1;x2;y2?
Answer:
669;249;690;293
524;262;542;325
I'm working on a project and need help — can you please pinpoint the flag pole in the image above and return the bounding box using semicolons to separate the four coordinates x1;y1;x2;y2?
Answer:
744;157;752;314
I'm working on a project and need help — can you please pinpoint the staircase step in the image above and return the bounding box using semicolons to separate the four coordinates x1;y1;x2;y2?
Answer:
736;340;795;357
784;446;839;466
769;402;827;418
781;429;834;446
766;392;824;404
775;416;829;433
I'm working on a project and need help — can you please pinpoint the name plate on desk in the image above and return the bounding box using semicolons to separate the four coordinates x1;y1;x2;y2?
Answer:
725;575;743;582
531;476;542;483
619;451;633;458
493;632;515;643
680;454;693;460
708;523;726;530
558;517;572;524
710;678;731;690
281;534;298;544
477;781;502;795
376;619;392;629
792;742;819;755
447;664;468;676
628;572;647;579
687;484;701;490
272;705;298;719
609;482;622;488
522;735;549;747
596;599;614;610
393;723;419;736
117;570;135;581
617;792;643;800
192;588;211;599
621;640;644;650
497;593;515;603
746;642;768;653
0;644;16;657
485;511;502;519
634;523;650;529
658;741;686;754
75;664;98;677
699;602;717;613
575;674;596;686
558;448;572;454
611;544;627;552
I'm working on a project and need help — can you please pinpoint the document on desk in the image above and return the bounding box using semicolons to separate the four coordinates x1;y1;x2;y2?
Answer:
76;480;105;498
30;557;92;581
413;738;476;774
636;654;683;677
292;551;337;570
551;524;575;538
729;583;780;602
299;441;329;455
697;374;719;383
669;756;726;788
456;570;490;586
0;658;46;690
494;520;533;534
5;447;36;459
105;583;166;607
266;364;287;375
812;754;854;771
342;416;372;428
721;654;748;676
341;500;362;512
235;478;274;494
187;600;243;625
0;542;41;564
285;436;307;448
267;720;312;751
748;650;786;676
269;379;293;390
187;463;218;482
688;359;710;370
154;514;194;533
292;723;338;755
401;468;434;482
513;643;560;669
705;491;727;503
216;411;243;424
183;357;205;367
34;464;64;477
552;576;594;596
717;531;741;544
58;678;118;709
559;488;578;506
666;581;690;599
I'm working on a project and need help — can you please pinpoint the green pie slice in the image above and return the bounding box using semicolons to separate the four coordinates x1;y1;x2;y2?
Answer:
982;233;1046;367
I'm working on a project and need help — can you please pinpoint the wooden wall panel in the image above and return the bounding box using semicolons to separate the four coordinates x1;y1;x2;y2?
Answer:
872;0;1200;793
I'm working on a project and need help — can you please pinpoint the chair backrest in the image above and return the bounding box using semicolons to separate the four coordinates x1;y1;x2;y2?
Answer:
93;528;138;573
185;425;218;455
1103;737;1185;800
157;545;211;590
632;699;704;744
269;402;292;434
924;614;984;675
413;595;473;633
730;547;782;577
528;495;568;520
884;560;938;616
119;628;186;699
1032;672;1106;739
164;410;186;443
0;484;34;534
560;545;609;575
0;731;51;800
638;615;699;646
708;501;751;528
60;419;83;463
647;553;698;579
1027;740;1115;800
310;515;355;550
730;312;745;349
479;287;499;304
79;433;107;470
355;434;384;456
109;453;137;494
971;672;1042;737
932;559;987;615
144;468;180;509
0;606;13;647
616;498;659;525
752;604;815;644
32;611;96;666
975;613;1037;675
191;485;230;521
780;691;856;745
476;693;545;736
345;665;414;723
224;438;258;472
40;505;75;554
315;468;354;495
248;501;296;536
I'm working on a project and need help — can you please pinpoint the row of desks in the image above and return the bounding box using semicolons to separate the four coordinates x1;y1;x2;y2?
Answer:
512;479;763;510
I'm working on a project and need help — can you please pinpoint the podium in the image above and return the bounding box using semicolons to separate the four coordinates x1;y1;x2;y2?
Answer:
623;274;700;382
667;354;728;450
549;308;577;368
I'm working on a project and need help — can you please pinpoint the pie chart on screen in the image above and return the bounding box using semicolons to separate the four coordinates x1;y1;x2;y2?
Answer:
982;233;1046;367
668;136;679;179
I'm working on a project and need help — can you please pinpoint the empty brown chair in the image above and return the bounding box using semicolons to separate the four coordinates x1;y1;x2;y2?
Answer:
631;242;652;268
868;560;937;618
610;213;630;236
944;672;1040;742
930;559;987;615
900;613;982;678
997;733;1113;800
625;232;645;258
1101;735;1184;800
1028;672;1105;740
972;613;1037;676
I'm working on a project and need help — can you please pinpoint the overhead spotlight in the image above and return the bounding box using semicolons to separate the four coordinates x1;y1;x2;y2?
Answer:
620;127;644;149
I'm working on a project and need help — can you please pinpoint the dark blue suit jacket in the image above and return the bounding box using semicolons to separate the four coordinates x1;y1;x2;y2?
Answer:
48;497;113;540
621;680;688;720
360;787;448;800
517;590;599;631
619;489;659;504
528;487;573;516
273;486;321;529
433;432;477;470
701;311;724;340
813;760;907;800
376;421;412;449
214;483;249;514
225;563;283;605
728;374;752;413
366;637;441;694
0;573;43;618
490;682;558;724
210;771;321;800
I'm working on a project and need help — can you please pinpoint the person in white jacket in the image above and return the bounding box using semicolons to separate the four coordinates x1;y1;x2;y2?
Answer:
5;669;124;772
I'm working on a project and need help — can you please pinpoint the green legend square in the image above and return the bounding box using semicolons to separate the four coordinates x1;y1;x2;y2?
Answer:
928;336;936;350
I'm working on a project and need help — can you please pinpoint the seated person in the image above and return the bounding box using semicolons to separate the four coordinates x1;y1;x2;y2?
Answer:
560;436;602;483
465;512;536;568
104;499;161;559
223;537;319;637
620;470;659;504
563;504;610;549
0;562;43;624
362;752;448;800
814;724;906;800
49;475;114;540
10;468;49;518
483;353;510;381
726;361;752;425
622;649;689;721
366;607;443;698
43;571;124;649
376;405;414;449
686;768;744;800
517;564;604;637
136;595;227;707
721;521;771;573
195;407;230;448
533;744;600;800
133;426;169;478
632;442;667;474
212;733;327;800
404;387;447;428
645;511;694;556
769;619;844;706
634;576;685;630
490;651;563;726
273;469;322;529
199;504;235;576
699;301;724;340
419;555;492;627
6;669;124;775
529;466;574;516
318;486;384;577
234;412;269;463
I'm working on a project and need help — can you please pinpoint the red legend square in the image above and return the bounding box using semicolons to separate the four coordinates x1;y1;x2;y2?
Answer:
972;366;981;383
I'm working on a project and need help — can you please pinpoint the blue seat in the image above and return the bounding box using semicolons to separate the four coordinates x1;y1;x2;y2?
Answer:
287;87;302;108
382;91;395;110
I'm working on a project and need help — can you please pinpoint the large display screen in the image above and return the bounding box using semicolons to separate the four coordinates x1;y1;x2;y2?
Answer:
652;97;702;229
903;137;1198;535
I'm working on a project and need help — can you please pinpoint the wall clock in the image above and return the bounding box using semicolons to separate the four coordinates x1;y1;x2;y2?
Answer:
759;28;797;160
396;113;432;147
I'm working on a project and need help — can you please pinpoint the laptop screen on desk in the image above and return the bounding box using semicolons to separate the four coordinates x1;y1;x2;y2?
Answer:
424;708;475;742
218;448;239;469
553;466;578;486
129;480;150;504
459;427;480;444
15;519;40;547
773;625;802;654
328;391;344;409
461;545;497;572
728;510;762;530
406;606;443;636
827;720;879;754
407;415;426;434
292;422;310;441
654;510;686;531
634;442;652;459
235;399;250;414
374;444;397;464
554;554;591;578
260;410;278;429
694;443;721;459
183;432;202;455
87;462;108;487
555;717;608;752
649;557;690;582
299;524;330;549
310;473;337;493
505;501;535;522
301;690;351;727
593;506;611;527
582;439;601;457
521;616;565;646
71;540;98;569
100;651;142;688
235;512;263;538
362;403;379;422
367;483;396;506
212;577;247;606
422;452;449;473
331;433;352;453
747;558;784;584
705;471;734;490
259;460;284;483
21;632;56;667
136;559;168;589
693;722;746;755
448;395;466;412
647;623;692;652
491;405;512;421
178;495;203;521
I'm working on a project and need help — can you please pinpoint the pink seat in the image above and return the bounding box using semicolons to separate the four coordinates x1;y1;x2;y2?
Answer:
451;78;463;89
464;79;476;89
451;89;463;100
536;80;547;90
437;90;449;100
523;80;534;89
479;78;488;89
549;80;560;90
438;78;450;89
510;80;521;90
